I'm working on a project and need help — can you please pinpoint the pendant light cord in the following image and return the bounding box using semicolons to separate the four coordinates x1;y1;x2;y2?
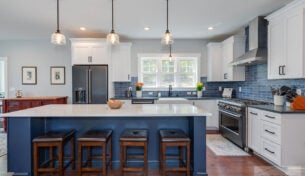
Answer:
112;0;114;31
169;44;172;56
166;0;169;31
57;0;60;32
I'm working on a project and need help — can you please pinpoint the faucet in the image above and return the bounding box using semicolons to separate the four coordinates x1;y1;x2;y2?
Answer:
168;85;172;97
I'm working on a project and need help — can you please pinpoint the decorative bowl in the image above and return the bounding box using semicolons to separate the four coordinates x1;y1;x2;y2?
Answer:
107;100;123;109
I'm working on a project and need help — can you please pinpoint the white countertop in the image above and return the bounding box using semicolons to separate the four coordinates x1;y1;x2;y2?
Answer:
0;104;211;117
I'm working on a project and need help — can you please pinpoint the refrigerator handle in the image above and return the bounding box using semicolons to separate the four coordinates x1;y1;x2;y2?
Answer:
86;69;89;103
88;69;92;103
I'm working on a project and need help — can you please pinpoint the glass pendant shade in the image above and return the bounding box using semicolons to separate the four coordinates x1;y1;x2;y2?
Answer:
107;30;120;45
162;30;173;45
51;31;66;45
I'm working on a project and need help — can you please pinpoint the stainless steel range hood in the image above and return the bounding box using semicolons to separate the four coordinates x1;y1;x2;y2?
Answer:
230;16;268;66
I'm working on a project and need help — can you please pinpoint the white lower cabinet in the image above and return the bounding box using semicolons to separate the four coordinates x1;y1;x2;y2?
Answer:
191;100;219;130
248;107;305;170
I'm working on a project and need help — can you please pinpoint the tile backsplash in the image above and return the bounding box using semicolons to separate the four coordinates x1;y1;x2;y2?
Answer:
113;63;305;102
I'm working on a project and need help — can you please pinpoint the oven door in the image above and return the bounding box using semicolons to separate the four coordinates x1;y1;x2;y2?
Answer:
219;109;244;148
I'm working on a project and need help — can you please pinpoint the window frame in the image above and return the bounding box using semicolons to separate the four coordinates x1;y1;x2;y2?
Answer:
0;57;8;98
137;53;201;91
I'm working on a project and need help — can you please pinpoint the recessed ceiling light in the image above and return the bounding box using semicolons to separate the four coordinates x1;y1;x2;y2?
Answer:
80;27;86;31
208;26;214;30
144;27;150;31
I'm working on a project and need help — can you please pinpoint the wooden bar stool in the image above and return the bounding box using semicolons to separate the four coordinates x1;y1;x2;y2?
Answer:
77;129;112;176
120;129;148;176
33;129;76;176
159;129;191;176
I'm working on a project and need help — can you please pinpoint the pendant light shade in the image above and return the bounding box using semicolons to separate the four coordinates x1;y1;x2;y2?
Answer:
107;0;120;45
51;0;66;45
161;0;173;45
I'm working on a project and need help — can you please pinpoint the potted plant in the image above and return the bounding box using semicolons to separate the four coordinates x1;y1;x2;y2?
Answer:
196;82;204;98
135;82;144;98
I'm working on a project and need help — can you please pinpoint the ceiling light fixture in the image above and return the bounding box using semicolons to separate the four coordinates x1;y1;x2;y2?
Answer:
51;0;66;45
144;27;150;31
161;0;173;45
208;26;214;30
107;0;120;45
169;44;173;62
80;27;86;31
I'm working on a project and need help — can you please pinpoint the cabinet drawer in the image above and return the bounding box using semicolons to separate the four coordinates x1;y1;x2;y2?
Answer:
261;139;281;165
261;120;281;144
261;111;281;125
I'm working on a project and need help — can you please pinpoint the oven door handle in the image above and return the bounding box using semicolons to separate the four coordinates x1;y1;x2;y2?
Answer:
219;109;242;118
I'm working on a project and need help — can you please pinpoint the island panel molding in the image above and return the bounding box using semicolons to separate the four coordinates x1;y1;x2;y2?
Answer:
50;66;65;85
22;66;37;85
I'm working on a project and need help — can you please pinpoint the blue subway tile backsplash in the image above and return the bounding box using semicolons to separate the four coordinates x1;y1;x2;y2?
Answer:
113;63;305;102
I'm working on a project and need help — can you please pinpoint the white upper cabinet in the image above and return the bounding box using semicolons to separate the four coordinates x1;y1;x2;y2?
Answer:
70;38;111;65
111;43;132;82
266;1;305;79
206;36;245;82
207;43;223;82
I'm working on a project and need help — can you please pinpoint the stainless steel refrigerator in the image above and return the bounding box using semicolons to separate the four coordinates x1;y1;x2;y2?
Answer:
72;65;108;104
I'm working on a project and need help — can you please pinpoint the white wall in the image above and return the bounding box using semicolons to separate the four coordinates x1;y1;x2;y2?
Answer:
0;40;72;102
0;39;209;101
128;39;209;77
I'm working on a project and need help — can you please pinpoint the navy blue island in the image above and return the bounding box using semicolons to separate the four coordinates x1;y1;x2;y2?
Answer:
3;104;211;176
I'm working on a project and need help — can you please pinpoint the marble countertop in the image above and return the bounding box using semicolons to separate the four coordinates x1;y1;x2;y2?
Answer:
112;96;221;100
1;104;211;117
1;96;68;100
249;104;305;114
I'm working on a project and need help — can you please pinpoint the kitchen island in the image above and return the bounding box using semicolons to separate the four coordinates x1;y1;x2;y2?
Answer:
2;104;211;176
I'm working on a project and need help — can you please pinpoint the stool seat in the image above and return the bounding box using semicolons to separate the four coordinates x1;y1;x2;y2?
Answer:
159;129;190;142
33;129;76;142
78;129;112;142
120;129;148;141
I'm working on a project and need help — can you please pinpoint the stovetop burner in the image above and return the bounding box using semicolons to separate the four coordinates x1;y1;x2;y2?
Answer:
219;98;271;107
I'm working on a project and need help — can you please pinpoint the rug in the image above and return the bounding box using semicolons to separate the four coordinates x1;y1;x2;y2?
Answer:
206;134;250;156
0;133;7;157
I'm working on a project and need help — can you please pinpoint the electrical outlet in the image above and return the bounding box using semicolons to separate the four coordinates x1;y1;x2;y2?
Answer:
148;92;153;95
239;87;242;92
219;87;222;91
297;89;302;95
187;92;191;95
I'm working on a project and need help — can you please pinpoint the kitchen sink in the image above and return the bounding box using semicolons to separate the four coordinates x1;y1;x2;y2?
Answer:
156;97;190;104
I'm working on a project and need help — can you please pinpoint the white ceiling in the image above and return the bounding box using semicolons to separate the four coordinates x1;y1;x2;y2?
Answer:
0;0;292;40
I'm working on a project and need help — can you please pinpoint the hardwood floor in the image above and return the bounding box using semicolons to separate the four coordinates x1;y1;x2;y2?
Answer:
0;148;286;176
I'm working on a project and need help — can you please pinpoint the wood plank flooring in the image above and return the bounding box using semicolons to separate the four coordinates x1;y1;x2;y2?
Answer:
0;148;286;176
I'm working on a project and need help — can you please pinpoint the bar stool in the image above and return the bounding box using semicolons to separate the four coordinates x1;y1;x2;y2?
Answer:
159;129;191;176
33;129;76;176
120;129;148;176
77;129;112;176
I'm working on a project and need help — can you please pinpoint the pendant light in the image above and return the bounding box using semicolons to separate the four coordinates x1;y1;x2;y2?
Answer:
51;0;66;45
169;44;173;62
161;0;173;45
107;0;120;45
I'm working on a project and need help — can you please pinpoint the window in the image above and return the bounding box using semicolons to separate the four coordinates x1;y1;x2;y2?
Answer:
0;57;8;98
138;54;200;89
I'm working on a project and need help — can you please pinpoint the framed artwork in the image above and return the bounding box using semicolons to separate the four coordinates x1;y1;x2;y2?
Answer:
50;66;65;85
22;66;37;85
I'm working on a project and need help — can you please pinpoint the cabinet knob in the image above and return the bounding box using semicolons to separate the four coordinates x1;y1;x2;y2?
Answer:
88;56;92;63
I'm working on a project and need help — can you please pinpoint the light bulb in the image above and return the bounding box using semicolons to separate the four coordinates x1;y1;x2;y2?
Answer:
51;32;66;45
161;30;173;45
107;30;120;45
169;55;173;62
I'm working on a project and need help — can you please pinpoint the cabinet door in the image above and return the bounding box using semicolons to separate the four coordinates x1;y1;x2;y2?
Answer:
112;44;132;82
207;43;222;82
268;20;285;79
192;100;219;130
72;44;91;65
248;108;261;153
91;43;110;65
222;43;233;81
285;9;304;78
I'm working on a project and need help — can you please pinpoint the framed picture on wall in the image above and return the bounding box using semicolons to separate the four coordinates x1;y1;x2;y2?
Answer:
22;66;37;85
50;66;65;85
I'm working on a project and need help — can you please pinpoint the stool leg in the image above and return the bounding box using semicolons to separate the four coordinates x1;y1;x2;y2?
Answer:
88;146;92;167
120;142;124;176
179;146;183;167
102;143;106;176
58;142;64;176
33;143;38;176
49;146;54;168
162;143;166;176
71;136;75;170
78;143;82;176
109;137;112;169
159;140;162;174
144;142;148;176
187;143;191;176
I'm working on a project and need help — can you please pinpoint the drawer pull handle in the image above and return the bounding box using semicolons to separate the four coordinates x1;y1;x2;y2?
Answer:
250;112;258;115
265;115;276;119
265;129;275;134
265;148;275;154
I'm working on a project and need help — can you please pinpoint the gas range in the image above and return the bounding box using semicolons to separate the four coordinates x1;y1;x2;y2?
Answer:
219;98;270;107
